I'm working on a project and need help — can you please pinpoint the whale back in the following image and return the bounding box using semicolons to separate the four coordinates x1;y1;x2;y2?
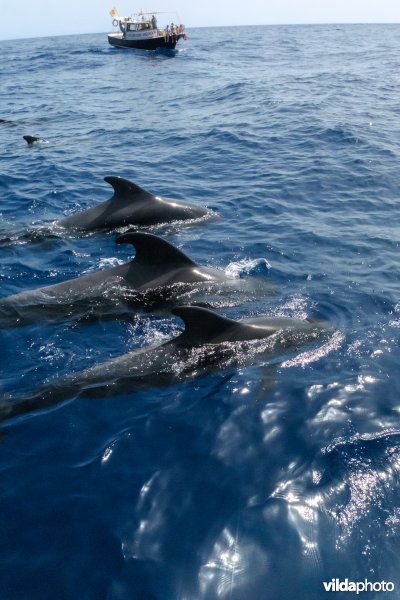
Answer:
173;306;249;345
57;177;207;229
173;306;325;347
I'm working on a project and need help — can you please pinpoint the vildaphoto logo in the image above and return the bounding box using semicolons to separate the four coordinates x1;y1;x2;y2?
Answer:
323;579;395;594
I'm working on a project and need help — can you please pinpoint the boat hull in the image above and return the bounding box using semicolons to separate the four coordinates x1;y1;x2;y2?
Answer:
108;33;184;50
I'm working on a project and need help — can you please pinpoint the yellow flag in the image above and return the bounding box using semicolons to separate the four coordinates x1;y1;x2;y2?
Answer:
109;7;117;17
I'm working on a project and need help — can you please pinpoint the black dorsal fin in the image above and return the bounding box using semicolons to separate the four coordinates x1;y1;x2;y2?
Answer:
116;233;197;267
23;135;41;145
172;306;241;345
104;176;155;201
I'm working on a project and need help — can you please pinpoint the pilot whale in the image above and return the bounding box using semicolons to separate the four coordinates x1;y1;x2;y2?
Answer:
0;306;327;423
23;135;48;145
57;177;210;230
0;233;231;327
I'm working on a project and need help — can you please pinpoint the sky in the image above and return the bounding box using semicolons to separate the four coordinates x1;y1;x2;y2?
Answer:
1;0;400;40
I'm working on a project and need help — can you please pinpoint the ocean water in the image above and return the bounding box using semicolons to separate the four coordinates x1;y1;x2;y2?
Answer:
0;23;400;599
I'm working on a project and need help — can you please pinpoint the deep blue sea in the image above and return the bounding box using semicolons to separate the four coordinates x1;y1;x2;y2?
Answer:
1;23;400;599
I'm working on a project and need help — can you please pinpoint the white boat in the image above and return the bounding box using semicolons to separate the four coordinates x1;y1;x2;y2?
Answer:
108;9;187;50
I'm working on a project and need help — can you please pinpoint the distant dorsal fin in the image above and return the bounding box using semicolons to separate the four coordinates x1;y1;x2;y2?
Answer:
172;306;241;345
116;232;197;267
104;176;155;202
23;135;46;145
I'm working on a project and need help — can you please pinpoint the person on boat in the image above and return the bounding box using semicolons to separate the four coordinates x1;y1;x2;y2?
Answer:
151;14;157;29
165;24;170;41
171;23;177;43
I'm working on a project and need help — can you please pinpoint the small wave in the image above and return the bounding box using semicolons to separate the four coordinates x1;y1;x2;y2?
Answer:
203;127;246;145
200;81;248;104
281;330;344;368
319;125;362;146
269;295;310;320
225;258;271;279
81;257;126;274
127;315;180;350
322;428;400;456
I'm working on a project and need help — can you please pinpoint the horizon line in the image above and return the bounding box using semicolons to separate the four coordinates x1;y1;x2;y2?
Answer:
1;21;399;43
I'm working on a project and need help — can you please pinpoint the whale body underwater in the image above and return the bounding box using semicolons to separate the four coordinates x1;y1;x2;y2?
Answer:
57;177;210;230
0;232;265;327
0;305;327;423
